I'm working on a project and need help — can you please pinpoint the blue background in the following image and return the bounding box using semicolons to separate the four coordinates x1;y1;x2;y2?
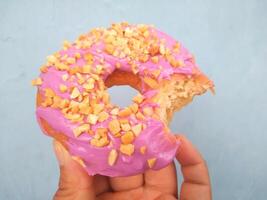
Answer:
1;0;267;199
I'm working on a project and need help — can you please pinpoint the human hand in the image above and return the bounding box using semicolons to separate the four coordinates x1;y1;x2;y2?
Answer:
53;135;211;200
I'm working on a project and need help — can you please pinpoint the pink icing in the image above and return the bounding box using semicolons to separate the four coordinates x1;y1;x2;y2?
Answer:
35;24;202;177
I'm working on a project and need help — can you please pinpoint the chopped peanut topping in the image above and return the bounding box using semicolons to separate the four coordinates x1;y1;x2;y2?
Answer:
63;40;71;49
110;108;119;115
79;100;91;115
59;84;68;93
84;53;94;63
31;77;42;86
45;88;56;97
42;97;53;107
129;103;138;113
120;144;135;156
66;57;76;64
73;124;90;137
143;106;153;116
108;119;121;134
93;103;104;114
47;55;57;64
83;78;95;91
139;54;149;63
147;158;157;168
159;44;165;55
143;30;150;38
133;94;144;104
132;124;142;136
59;99;69;109
105;44;115;55
121;123;131;131
152;69;161;78
144;77;159;89
90;136;109;147
87;114;98;125
140;146;146;154
65;113;83;122
98;111;109;122
121;131;134;144
74;52;81;59
40;65;48;73
149;44;159;56
119;118;129;124
70;87;80;99
62;74;69;81
81;65;91;73
108;149;118;166
96;128;108;136
118;107;132;117
56;62;70;71
102;92;110;104
136;111;145;120
51;96;63;108
151;56;159;64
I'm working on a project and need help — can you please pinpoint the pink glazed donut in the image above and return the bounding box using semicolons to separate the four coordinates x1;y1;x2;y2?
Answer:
32;22;214;177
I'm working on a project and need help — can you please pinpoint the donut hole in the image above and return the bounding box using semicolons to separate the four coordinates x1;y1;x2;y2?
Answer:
105;70;142;107
107;86;138;108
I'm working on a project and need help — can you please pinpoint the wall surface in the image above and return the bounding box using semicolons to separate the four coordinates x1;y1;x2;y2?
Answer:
1;0;267;199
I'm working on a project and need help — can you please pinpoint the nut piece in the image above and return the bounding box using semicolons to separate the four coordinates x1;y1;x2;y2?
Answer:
87;114;99;125
143;107;153;116
129;103;138;113
140;146;147;154
62;74;69;81
144;77;159;89
73;124;90;137
108;119;121;134
133;94;144;104
118;107;132;117
132;124;142;136
70;87;80;99
121;123;131;132
108;149;118;166
136;112;145;120
110;108;119;115
93;103;104;114
120;144;135;156
31;77;42;86
45;88;56;97
147;158;157;168
121;131;134;144
59;84;68;93
151;56;159;64
98;111;109;122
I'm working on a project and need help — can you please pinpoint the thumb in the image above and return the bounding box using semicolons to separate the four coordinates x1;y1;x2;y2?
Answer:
53;140;95;200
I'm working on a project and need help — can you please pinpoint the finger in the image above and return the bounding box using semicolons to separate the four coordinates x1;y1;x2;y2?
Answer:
93;175;111;195
175;135;211;200
53;140;95;200
109;174;144;192
97;187;143;200
144;162;177;196
154;194;177;200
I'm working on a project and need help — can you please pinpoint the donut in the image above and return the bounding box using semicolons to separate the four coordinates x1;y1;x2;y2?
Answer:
32;22;214;177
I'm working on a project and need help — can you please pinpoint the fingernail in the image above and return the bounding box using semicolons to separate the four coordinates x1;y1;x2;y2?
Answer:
53;140;71;166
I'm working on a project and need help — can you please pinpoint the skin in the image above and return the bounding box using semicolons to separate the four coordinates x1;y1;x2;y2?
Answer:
53;135;212;200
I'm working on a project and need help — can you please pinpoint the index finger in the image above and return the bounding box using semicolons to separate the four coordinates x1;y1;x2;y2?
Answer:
175;135;211;200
